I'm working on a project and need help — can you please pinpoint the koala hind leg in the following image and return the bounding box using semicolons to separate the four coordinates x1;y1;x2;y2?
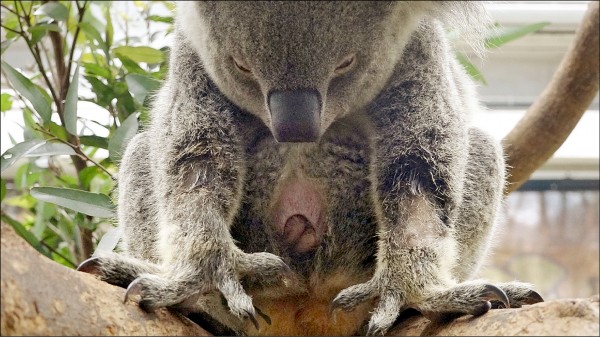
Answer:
451;128;543;308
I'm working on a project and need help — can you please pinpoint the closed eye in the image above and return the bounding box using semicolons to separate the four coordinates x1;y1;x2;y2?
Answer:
233;57;252;74
334;54;356;75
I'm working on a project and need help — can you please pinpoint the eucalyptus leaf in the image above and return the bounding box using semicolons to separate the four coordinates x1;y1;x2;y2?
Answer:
25;142;76;157
113;46;164;64
30;187;116;218
80;135;109;149
64;65;80;135
1;40;13;55
1;214;49;257
148;15;174;24
485;22;551;49
456;52;487;85
108;113;138;162
1;179;6;202
93;226;123;256
1;61;52;124
29;23;62;45
35;2;69;22
1;93;13;112
1;139;46;173
125;73;160;104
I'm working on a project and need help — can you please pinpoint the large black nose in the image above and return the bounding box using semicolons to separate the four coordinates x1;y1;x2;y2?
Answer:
268;89;321;143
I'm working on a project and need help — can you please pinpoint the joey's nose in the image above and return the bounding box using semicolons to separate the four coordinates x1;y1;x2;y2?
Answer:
268;89;321;143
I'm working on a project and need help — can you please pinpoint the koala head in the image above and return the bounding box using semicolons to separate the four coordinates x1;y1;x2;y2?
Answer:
177;1;486;142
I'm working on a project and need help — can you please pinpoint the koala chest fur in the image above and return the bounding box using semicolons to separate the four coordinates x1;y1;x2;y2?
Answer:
231;117;378;335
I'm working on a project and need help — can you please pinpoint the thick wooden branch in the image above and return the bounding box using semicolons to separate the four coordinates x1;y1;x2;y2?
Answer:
1;223;598;336
502;1;600;194
0;224;209;336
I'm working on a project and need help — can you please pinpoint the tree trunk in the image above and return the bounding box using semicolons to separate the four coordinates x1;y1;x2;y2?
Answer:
1;224;598;336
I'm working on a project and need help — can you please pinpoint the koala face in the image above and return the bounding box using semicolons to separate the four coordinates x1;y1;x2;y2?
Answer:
177;1;428;142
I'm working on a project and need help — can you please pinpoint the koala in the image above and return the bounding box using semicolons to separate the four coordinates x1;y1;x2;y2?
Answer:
78;1;543;335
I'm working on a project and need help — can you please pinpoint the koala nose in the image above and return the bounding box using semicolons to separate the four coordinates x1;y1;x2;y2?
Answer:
268;89;321;143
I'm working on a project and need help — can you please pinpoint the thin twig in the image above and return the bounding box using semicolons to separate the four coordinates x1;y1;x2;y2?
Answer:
0;23;21;35
0;3;19;16
39;40;59;87
33;127;115;180
11;3;61;109
65;0;88;90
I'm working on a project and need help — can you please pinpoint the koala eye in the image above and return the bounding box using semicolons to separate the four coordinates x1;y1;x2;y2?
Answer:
334;54;356;75
233;57;252;75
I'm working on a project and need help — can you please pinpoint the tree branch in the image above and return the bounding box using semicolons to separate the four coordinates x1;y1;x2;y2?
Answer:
502;1;599;194
1;223;598;336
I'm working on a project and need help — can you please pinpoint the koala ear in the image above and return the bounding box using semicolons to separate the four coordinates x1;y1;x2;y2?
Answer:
268;89;322;143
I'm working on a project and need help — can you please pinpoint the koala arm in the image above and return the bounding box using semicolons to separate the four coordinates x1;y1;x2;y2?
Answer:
90;32;289;332
331;22;513;334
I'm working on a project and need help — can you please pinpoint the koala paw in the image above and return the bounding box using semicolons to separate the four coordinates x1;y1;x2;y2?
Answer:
331;277;543;336
77;250;290;331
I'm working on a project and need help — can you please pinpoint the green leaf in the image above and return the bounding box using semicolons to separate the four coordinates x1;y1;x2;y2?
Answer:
1;179;6;202
148;15;174;24
64;65;80;135
22;107;44;140
456;52;487;85
105;5;113;49
485;22;551;49
29;23;62;45
93;226;123;255
25;142;76;157
1;61;52;124
1;139;45;173
1;93;13;112
79;166;101;190
1;40;13;55
125;73;161;104
1;140;77;173
108;113;138;162
33;201;55;239
35;2;69;22
30;187;116;218
47;121;69;142
80;135;109;149
79;22;108;55
84;76;114;106
117;55;146;75
113;46;164;64
3;14;20;40
82;62;111;79
1;214;50;257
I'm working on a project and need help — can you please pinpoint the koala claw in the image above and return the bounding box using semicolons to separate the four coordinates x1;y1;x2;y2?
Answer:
254;306;271;325
124;278;144;305
76;256;102;275
522;290;544;305
242;308;260;330
480;284;510;309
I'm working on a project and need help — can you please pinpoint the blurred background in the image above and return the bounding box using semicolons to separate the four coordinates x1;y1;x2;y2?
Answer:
1;1;598;301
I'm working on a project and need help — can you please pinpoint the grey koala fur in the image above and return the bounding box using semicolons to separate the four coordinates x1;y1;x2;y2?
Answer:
79;1;543;335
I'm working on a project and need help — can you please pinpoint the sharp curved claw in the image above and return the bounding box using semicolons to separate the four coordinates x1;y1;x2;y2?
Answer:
76;257;101;275
254;306;271;325
522;290;544;305
244;309;260;330
124;278;144;304
482;284;510;309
